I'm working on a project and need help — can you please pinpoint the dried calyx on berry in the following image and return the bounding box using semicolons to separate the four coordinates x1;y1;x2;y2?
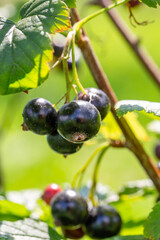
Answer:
57;100;101;143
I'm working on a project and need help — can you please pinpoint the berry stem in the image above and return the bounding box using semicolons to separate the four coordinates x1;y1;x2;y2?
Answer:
52;93;67;108
62;31;74;103
72;143;109;189
73;0;129;34
71;35;86;94
89;146;109;205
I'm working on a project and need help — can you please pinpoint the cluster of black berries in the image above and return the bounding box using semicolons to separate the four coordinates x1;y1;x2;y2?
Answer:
22;88;111;155
42;184;122;239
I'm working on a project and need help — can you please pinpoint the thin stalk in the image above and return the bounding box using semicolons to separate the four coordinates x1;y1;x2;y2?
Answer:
62;31;74;103
74;0;129;33
72;143;109;189
71;36;86;94
63;59;71;103
52;93;67;108
89;147;109;205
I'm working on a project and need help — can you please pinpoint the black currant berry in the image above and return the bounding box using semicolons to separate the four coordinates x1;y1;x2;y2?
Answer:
84;205;122;238
47;132;83;155
51;189;88;227
57;100;101;143
62;227;85;239
23;98;57;135
78;88;110;120
155;142;160;159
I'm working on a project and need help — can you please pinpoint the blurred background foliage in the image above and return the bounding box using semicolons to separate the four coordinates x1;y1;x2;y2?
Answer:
0;0;159;194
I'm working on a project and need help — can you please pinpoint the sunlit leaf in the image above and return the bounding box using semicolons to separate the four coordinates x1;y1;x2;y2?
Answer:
108;236;144;240
0;218;64;240
115;100;160;119
141;0;160;8
144;202;160;240
64;0;76;8
100;112;123;140
0;200;30;221
0;0;70;95
125;112;149;141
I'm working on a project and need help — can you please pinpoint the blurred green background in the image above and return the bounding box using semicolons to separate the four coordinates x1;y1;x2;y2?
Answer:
0;0;159;194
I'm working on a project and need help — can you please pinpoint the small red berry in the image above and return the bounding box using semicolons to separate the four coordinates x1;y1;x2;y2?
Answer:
42;183;62;205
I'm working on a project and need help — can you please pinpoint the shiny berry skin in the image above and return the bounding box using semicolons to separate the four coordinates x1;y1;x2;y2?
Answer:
47;132;83;155
57;100;101;143
62;227;85;239
23;98;57;135
78;88;110;120
84;205;122;238
42;183;62;205
51;189;88;227
155;142;160;159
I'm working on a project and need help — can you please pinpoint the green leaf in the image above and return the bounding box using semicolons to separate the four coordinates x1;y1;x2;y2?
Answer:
141;0;160;8
144;202;160;240
0;218;64;240
20;0;70;34
108;236;144;240
119;179;156;197
0;200;30;221
115;100;160;119
100;112;123;140
0;0;70;95
64;0;76;8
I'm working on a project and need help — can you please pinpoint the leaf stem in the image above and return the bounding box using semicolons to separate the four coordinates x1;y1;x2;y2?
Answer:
71;35;86;94
74;0;129;33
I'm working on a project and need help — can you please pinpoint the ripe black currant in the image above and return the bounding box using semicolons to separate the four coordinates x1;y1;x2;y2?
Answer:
23;98;57;135
78;88;110;120
57;100;101;143
42;183;62;205
155;142;160;159
84;205;122;238
62;227;85;239
51;189;88;227
47;132;83;155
